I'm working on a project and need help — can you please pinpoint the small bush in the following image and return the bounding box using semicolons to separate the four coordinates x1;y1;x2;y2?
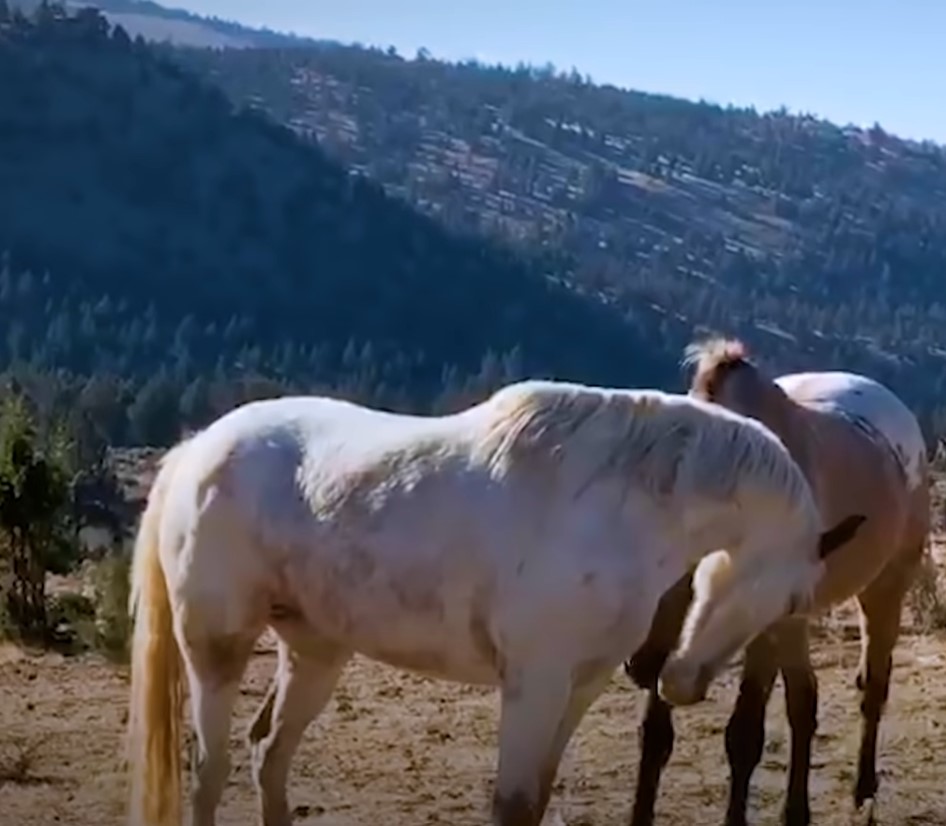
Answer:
907;549;946;633
36;552;132;658
91;552;131;661
46;590;97;651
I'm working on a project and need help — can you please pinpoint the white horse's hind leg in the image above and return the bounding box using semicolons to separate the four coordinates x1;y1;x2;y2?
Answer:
249;633;351;826
492;660;614;826
181;633;257;826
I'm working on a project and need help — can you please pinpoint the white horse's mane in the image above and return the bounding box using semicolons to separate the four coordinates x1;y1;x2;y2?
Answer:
474;379;816;518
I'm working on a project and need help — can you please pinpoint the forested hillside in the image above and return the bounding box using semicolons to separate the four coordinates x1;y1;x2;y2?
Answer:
10;0;316;47
0;5;675;448
170;39;946;439
4;1;946;451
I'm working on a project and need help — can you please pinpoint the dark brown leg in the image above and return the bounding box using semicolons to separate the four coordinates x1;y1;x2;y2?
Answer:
629;690;674;826
625;572;695;689
724;632;779;826
853;551;919;816
625;573;693;826
777;619;817;826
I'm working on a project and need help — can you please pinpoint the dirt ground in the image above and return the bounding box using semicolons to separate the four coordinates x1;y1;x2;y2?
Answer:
1;606;945;826
4;462;946;826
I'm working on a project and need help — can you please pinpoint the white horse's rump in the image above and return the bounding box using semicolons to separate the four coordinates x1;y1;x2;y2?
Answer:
126;380;863;826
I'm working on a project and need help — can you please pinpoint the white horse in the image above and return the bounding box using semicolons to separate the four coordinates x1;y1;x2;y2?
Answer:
126;379;865;826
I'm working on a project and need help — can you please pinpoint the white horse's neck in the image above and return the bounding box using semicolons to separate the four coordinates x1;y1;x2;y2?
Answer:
681;499;747;562
679;491;803;572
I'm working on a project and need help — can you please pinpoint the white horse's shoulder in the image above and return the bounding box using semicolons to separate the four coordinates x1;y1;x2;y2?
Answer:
776;371;926;489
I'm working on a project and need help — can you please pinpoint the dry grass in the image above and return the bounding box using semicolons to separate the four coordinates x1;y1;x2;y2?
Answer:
90;554;132;662
907;472;946;631
907;544;946;632
0;734;53;787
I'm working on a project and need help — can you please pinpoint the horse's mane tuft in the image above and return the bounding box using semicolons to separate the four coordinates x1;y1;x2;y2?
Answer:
682;336;749;370
683;336;753;400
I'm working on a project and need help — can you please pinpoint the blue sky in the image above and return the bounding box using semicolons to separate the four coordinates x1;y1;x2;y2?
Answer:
174;1;944;144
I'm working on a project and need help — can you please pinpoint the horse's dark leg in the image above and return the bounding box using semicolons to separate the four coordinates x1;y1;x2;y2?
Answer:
723;631;779;826
629;690;674;826
853;549;920;817
624;572;693;690
625;573;693;826
777;618;817;826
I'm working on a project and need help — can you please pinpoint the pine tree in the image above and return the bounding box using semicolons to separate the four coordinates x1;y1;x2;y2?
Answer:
0;393;75;641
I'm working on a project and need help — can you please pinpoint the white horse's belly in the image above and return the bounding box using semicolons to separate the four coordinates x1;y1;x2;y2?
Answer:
351;630;501;685
280;538;506;685
278;529;646;688
775;371;926;490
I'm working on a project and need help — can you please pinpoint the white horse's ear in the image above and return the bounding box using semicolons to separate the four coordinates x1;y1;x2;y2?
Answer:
818;514;867;560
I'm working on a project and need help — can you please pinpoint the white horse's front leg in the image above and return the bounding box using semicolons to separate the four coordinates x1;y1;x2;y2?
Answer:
492;660;614;826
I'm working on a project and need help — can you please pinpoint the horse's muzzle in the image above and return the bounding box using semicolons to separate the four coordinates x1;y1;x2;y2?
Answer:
656;660;712;706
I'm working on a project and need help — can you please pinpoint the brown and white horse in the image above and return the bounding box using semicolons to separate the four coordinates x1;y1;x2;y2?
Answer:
625;338;930;826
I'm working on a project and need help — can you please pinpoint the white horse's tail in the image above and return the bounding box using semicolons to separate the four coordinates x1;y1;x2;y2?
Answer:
126;441;191;826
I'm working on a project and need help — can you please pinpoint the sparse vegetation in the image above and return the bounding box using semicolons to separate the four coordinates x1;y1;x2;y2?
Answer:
0;392;76;643
907;549;946;633
0;378;131;651
42;553;132;658
90;552;131;660
907;476;946;632
46;589;96;648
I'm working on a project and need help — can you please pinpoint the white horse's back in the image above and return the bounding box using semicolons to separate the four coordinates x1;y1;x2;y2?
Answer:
775;371;926;490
